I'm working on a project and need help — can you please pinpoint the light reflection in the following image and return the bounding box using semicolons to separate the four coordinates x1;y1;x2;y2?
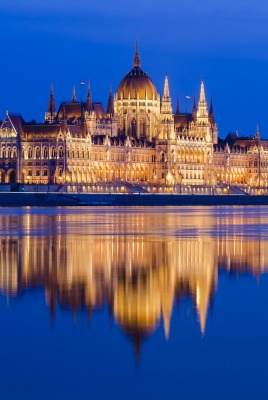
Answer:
0;208;267;357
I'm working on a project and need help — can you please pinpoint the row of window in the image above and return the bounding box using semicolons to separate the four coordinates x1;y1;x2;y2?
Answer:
27;169;48;177
23;146;63;159
0;147;17;158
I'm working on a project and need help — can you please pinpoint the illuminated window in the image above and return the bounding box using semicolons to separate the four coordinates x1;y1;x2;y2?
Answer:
58;147;64;158
43;147;48;158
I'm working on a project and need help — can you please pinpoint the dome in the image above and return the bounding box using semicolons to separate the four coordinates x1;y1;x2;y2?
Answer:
116;41;158;101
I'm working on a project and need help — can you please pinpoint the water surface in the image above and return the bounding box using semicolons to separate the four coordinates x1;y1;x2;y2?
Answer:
0;206;267;400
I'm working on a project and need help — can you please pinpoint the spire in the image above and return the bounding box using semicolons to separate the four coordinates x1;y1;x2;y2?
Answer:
161;73;172;114
47;82;56;115
209;97;215;125
106;86;114;117
175;97;180;115
60;105;68;133
197;81;208;120
85;82;93;112
45;82;56;122
133;38;141;68
163;74;170;97
256;124;261;145
72;85;77;102
200;81;206;103
192;95;197;119
256;124;260;139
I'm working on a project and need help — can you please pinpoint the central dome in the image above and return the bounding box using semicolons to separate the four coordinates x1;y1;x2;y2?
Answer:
117;41;158;101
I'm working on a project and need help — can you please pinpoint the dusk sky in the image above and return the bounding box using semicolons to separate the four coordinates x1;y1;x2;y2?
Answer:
1;0;268;137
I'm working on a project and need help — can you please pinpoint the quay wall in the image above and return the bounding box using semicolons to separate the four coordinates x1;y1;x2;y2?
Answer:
0;192;268;206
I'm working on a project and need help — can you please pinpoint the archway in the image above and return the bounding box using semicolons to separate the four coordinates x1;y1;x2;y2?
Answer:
0;170;5;183
9;170;16;183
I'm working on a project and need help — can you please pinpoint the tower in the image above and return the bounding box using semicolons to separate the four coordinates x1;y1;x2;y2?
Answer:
192;95;197;120
114;39;160;140
209;97;218;144
196;81;209;123
156;74;177;187
45;83;56;123
159;74;175;140
106;86;114;117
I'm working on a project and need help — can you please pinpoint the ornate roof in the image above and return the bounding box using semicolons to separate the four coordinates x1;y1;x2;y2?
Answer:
116;40;158;101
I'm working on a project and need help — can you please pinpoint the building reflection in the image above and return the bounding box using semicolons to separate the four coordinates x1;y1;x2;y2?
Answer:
0;211;267;357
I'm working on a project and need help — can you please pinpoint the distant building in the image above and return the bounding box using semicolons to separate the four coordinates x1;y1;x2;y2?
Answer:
0;41;267;194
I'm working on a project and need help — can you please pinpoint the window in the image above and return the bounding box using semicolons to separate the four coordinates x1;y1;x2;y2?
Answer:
28;147;33;158
58;147;64;158
43;169;48;177
43;147;48;158
51;147;56;158
35;147;41;158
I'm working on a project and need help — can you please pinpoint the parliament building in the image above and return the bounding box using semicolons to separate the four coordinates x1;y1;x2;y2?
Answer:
0;41;268;194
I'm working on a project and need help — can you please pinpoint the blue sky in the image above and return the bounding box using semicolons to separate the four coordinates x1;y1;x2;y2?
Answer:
1;0;268;137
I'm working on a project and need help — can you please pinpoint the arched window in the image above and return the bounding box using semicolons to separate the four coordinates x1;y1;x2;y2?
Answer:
35;169;40;177
35;147;41;158
28;147;33;159
43;169;48;177
7;147;11;158
51;147;56;158
131;119;136;136
12;147;17;158
58;146;64;158
43;147;48;158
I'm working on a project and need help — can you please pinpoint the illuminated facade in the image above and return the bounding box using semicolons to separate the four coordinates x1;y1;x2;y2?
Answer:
0;41;267;193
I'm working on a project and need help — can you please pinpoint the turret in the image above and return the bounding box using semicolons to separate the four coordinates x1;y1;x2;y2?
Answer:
45;83;56;123
175;96;180;115
209;97;215;126
159;74;175;145
197;81;208;119
85;82;93;112
72;85;77;102
106;86;114;117
161;74;173;115
60;105;68;134
255;124;261;145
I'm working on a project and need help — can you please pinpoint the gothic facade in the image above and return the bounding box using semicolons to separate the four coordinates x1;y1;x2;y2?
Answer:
0;41;267;194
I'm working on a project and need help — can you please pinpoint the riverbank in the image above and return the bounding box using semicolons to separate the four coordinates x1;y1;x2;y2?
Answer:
0;192;268;206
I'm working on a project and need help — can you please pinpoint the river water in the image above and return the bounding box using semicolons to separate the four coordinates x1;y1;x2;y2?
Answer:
0;206;268;399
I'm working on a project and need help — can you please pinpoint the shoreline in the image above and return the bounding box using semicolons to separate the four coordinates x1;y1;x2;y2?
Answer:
0;192;268;206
